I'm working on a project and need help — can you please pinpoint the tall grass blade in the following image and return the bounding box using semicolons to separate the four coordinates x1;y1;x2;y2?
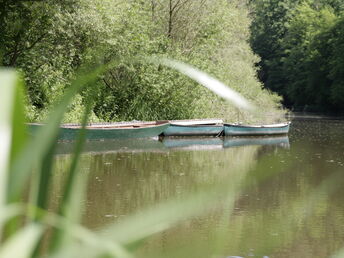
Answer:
149;57;254;111
332;249;344;258
0;223;44;258
54;186;234;257
35;210;133;258
33;137;59;216
0;205;24;228
0;70;15;236
49;102;91;253
99;184;237;246
7;64;109;203
8;74;27;165
0;69;26;239
93;148;297;253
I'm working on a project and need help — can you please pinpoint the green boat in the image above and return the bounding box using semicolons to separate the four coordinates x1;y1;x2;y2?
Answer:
224;122;290;136
162;119;224;136
28;121;170;141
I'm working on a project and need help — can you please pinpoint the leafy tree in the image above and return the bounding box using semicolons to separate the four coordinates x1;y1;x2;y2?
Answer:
1;0;283;122
250;0;344;112
308;16;344;111
250;0;300;96
281;2;337;108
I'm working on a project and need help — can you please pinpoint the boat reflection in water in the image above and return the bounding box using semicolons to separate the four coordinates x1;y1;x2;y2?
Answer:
223;136;290;149
54;136;289;155
54;138;167;155
162;136;290;151
162;137;223;151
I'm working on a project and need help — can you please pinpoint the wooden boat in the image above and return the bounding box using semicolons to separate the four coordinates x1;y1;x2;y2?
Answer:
28;121;170;141
224;122;290;136
162;119;223;136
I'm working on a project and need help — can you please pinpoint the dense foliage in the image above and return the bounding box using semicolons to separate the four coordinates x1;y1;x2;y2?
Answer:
1;0;283;123
250;0;344;112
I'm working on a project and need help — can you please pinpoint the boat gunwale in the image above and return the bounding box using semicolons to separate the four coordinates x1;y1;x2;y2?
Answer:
224;122;291;128
169;119;223;126
28;122;170;130
168;124;223;128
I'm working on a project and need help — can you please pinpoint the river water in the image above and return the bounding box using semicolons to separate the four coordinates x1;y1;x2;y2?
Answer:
51;116;344;258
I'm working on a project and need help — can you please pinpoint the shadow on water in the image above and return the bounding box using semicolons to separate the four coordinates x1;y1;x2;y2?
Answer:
55;136;289;154
54;138;167;155
50;117;344;257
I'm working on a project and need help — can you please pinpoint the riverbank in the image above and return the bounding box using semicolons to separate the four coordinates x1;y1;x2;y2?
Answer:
2;1;284;125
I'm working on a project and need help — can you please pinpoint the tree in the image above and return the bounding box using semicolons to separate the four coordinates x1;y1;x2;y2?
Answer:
250;0;344;112
250;0;300;97
308;17;344;110
281;2;337;109
1;0;283;122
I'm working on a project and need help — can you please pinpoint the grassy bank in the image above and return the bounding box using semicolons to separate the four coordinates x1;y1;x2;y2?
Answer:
1;0;285;123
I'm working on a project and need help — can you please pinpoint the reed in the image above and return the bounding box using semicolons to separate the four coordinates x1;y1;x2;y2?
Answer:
0;59;254;258
0;60;341;258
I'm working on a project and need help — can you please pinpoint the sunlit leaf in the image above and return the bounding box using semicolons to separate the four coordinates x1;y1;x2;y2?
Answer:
36;210;132;258
0;205;24;227
149;57;254;111
0;223;44;258
332;249;344;258
0;69;23;237
49;102;91;253
8;64;109;203
99;184;237;245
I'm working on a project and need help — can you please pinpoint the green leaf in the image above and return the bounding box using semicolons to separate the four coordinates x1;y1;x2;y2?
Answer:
332;249;344;258
0;223;44;258
99;182;238;246
49;102;91;253
0;205;24;227
35;210;132;258
0;69;24;237
148;57;254;111
8;64;109;203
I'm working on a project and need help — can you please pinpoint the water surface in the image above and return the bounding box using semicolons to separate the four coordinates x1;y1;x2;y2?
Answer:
52;117;344;258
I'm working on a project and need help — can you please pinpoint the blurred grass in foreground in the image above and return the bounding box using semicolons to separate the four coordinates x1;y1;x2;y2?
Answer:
0;62;344;258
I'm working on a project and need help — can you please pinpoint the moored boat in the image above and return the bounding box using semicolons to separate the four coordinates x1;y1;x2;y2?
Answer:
28;121;170;141
162;119;223;136
224;122;290;136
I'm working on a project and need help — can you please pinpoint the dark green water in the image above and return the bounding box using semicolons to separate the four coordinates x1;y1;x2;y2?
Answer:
52;117;344;258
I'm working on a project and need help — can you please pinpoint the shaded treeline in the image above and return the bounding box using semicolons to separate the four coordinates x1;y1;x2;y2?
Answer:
250;0;344;112
0;0;283;123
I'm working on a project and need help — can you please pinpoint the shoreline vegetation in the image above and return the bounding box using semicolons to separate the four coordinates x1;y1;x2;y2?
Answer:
250;0;344;113
2;1;344;257
1;0;285;124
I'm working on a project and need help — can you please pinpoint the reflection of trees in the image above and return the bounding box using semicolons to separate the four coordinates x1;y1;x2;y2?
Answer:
50;144;344;258
223;168;344;258
135;148;344;258
51;145;260;231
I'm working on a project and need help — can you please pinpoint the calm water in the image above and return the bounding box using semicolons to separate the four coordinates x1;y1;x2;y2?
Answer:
52;117;344;258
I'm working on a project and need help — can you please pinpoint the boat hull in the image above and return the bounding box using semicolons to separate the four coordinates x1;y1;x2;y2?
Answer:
29;123;170;141
224;123;290;136
162;125;223;136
